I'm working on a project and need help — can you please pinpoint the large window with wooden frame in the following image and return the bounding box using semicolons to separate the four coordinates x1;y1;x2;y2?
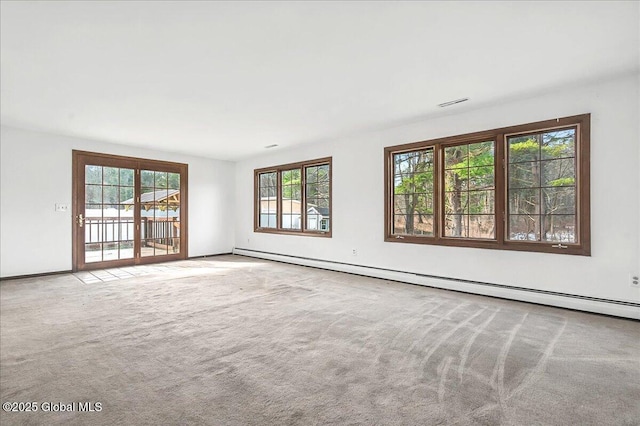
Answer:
385;114;590;255
255;158;332;236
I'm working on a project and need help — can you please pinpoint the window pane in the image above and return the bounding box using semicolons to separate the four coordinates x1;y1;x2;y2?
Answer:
509;215;540;241
258;172;277;228
141;170;154;187
541;129;575;160
260;172;276;187
103;167;119;185
444;213;469;238
85;185;102;203
141;239;154;257
393;214;433;236
469;215;495;239
444;168;469;192
444;145;468;169
542;215;576;243
103;186;119;204
392;149;434;236
119;241;134;259
509;189;540;215
168;172;180;190
306;183;317;198
542;158;575;187
509;135;540;163
442;141;495;240
169;238;180;254
85;165;102;184
317;182;330;198
542;187;575;215
317;198;329;209
281;168;302;230
103;242;119;261
509;162;540;189
85;243;102;263
468;141;494;165
469;190;494;214
507;127;578;243
155;171;168;188
306;166;318;183
317;165;329;182
307;214;319;230
120;168;134;186
444;192;469;215
468;166;494;190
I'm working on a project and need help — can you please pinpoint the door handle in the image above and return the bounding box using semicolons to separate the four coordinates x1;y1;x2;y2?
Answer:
76;214;85;227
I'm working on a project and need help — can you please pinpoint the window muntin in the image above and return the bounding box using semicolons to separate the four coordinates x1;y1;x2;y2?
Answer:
384;114;589;255
255;158;331;236
507;128;577;243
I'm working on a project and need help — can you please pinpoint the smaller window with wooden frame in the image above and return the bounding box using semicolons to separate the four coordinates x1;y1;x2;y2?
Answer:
255;157;332;237
384;114;590;255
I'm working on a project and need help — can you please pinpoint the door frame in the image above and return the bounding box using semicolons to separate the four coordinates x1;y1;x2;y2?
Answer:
72;150;189;271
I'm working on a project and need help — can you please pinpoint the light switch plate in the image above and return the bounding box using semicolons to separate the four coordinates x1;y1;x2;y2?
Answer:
55;203;69;212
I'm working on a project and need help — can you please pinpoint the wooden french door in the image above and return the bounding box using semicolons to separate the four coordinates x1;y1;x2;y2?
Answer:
72;151;188;271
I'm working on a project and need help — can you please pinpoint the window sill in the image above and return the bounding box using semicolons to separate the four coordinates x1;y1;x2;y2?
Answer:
385;235;589;255
255;228;332;238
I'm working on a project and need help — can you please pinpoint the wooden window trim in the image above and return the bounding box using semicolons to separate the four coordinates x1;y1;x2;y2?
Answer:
72;150;189;271
254;157;332;237
384;114;590;255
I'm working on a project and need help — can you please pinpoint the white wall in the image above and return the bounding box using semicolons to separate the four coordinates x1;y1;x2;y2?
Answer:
0;127;235;277
235;73;640;304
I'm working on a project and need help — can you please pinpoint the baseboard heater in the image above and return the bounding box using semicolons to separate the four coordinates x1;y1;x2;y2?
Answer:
233;248;640;320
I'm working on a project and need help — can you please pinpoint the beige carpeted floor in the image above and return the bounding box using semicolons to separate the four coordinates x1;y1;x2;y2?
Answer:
1;255;639;425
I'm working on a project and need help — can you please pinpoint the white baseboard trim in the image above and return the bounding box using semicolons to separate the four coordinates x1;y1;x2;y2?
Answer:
233;248;640;320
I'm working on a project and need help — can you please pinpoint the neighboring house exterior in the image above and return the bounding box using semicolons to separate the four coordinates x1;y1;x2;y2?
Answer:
260;197;329;230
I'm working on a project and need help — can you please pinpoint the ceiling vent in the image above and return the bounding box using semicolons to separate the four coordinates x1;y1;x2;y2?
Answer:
437;98;469;108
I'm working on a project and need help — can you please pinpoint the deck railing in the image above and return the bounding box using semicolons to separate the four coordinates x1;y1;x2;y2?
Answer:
85;217;180;250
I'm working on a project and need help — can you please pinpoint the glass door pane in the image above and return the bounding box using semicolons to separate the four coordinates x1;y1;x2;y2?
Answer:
74;151;186;271
84;165;136;263
140;170;181;258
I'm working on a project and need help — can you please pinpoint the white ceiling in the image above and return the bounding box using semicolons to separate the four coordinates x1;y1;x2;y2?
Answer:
1;1;638;161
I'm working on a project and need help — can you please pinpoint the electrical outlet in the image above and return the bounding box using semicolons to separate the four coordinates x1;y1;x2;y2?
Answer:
631;273;639;287
352;248;357;256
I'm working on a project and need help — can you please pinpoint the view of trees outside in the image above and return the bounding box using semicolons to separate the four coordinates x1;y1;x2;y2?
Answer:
85;166;135;210
444;141;495;238
507;128;577;242
281;168;302;229
393;149;435;235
